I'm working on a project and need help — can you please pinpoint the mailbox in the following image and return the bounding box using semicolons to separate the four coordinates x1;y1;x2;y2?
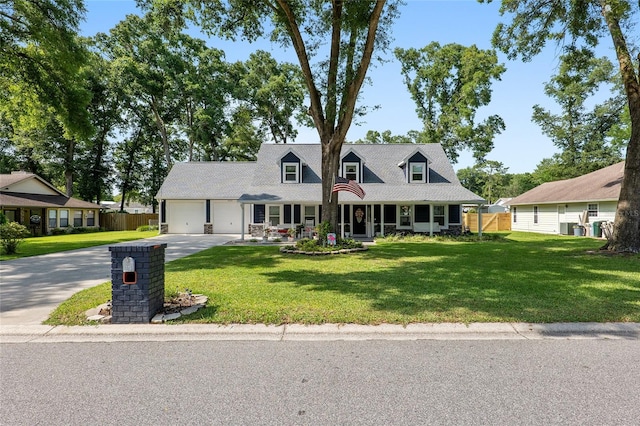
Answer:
122;256;137;284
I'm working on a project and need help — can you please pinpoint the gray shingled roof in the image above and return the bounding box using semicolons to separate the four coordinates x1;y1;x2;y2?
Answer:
157;143;485;204
156;162;257;200
510;161;624;205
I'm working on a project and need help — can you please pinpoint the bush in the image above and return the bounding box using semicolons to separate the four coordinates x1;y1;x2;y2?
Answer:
0;222;30;254
136;225;159;232
293;236;363;252
296;238;322;252
50;228;68;235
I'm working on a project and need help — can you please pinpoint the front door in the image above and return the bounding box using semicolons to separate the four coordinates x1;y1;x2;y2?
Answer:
353;205;366;235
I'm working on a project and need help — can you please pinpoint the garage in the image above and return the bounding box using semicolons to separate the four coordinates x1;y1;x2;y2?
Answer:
167;201;205;234
213;200;247;234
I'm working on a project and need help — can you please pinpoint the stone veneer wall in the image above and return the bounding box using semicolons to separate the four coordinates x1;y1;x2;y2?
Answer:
109;242;167;324
160;224;168;234
204;224;213;234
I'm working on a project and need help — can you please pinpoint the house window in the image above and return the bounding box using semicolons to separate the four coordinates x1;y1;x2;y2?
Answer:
343;163;359;182
268;205;280;226
409;162;426;183
283;163;299;183
48;210;57;228
74;210;83;227
304;205;315;225
434;205;445;226
513;207;517;223
533;206;538;224
587;203;598;217
87;211;95;227
399;205;412;227
60;210;69;227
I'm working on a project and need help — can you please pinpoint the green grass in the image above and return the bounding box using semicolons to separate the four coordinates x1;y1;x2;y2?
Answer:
0;230;159;260
45;232;640;326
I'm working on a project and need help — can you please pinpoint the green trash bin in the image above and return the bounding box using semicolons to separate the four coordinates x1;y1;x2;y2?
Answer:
592;221;602;238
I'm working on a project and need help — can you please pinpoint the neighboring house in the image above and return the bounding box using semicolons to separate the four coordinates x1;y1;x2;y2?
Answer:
509;161;623;235
0;171;101;235
156;143;485;238
483;198;512;213
101;200;154;214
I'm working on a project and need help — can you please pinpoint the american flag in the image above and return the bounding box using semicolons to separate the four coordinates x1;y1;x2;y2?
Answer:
332;176;366;199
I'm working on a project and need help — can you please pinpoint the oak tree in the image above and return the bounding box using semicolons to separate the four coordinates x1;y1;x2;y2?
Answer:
484;0;640;251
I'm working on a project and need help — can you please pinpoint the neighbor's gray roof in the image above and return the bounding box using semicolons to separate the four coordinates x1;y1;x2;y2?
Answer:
157;144;485;204
510;161;624;205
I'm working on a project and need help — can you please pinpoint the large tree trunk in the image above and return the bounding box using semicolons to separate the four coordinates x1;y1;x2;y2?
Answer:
610;100;640;252
600;1;640;252
64;137;74;197
321;136;343;231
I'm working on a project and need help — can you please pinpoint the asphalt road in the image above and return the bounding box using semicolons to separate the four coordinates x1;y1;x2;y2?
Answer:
0;234;237;325
2;339;639;425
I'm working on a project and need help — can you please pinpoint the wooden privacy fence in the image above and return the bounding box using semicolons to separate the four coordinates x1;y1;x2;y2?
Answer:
100;212;159;231
463;212;511;232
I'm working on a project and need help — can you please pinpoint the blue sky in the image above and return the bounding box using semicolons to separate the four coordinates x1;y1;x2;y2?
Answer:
81;0;618;174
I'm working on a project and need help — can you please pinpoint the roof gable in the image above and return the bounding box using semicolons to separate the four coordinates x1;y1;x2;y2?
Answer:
0;172;64;196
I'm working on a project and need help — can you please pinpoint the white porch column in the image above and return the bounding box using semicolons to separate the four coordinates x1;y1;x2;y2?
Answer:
477;205;483;237
240;203;245;241
429;203;434;236
340;203;344;238
381;204;385;237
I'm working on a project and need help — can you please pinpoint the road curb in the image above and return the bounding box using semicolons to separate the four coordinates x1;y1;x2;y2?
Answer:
1;322;639;343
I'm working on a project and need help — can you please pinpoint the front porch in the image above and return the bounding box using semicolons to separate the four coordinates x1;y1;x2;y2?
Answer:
241;202;483;241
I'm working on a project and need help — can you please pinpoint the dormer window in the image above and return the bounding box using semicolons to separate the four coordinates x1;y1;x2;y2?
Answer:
343;162;360;183
283;162;299;183
410;162;426;183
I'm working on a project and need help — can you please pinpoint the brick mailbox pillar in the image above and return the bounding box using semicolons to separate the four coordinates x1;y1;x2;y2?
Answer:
109;242;167;324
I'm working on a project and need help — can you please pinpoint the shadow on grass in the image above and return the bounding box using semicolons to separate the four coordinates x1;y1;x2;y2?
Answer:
260;239;640;323
165;245;284;273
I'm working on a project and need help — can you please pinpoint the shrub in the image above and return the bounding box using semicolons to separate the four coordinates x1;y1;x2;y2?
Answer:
50;228;68;236
0;222;30;254
136;225;159;232
296;238;322;252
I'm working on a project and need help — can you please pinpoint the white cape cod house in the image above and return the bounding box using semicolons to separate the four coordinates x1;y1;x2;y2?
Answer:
155;143;485;238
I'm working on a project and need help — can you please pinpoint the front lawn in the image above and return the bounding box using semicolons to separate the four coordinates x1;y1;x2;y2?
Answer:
45;232;640;325
0;230;159;260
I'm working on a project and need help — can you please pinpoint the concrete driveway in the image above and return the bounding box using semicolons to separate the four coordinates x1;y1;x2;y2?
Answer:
0;234;237;325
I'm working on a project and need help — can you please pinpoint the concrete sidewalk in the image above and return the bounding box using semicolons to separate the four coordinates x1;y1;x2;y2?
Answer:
2;322;639;343
0;234;238;326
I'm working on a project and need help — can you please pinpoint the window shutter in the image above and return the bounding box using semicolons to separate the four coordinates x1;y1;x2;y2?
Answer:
383;204;396;223
448;205;461;224
254;204;265;223
284;204;292;223
294;204;301;223
415;205;430;222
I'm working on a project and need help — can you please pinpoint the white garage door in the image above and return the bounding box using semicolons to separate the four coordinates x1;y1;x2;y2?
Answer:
212;200;244;233
168;201;205;234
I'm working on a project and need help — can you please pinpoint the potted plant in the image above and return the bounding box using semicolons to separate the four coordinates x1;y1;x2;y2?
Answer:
344;224;350;238
287;228;296;242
